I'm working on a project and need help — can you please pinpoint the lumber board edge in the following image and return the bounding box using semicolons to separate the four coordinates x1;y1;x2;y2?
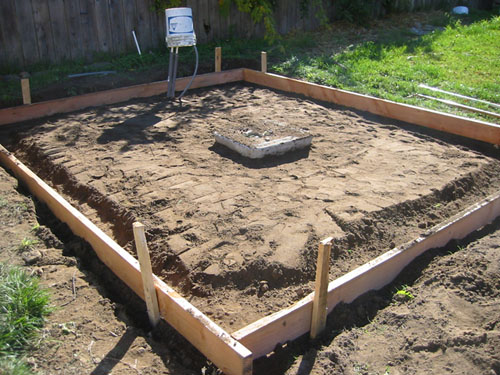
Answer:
232;191;500;358
0;69;244;126
242;69;500;145
0;145;252;375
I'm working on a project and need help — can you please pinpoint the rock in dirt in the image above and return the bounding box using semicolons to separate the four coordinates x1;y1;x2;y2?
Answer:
23;249;42;265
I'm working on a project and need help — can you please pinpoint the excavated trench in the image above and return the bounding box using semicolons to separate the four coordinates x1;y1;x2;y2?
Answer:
2;82;499;330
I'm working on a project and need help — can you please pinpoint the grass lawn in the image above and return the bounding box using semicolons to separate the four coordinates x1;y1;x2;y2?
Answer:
272;11;500;121
0;264;51;374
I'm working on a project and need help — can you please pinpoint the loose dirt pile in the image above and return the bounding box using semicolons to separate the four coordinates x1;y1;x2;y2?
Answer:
1;83;499;335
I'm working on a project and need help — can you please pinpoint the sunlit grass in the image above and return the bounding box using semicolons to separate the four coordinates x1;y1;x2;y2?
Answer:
273;14;500;121
0;263;51;374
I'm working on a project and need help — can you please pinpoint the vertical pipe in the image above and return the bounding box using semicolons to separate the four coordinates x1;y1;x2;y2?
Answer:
170;47;179;96
167;47;175;97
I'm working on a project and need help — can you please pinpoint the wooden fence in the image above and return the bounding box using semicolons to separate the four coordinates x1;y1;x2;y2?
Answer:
0;0;490;68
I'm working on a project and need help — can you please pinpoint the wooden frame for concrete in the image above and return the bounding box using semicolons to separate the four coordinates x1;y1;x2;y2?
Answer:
0;146;252;375
232;191;500;357
0;69;244;126
242;69;500;145
1;68;499;373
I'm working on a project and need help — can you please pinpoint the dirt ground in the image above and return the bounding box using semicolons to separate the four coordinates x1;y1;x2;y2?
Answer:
0;82;499;374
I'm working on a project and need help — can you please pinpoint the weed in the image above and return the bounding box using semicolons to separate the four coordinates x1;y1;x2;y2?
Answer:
17;238;38;252
59;322;76;335
0;357;32;375
395;285;415;300
0;263;51;355
31;223;40;232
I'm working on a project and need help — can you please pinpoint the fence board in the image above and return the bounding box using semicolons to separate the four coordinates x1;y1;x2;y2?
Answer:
32;0;55;63
0;0;24;66
63;0;84;60
1;0;482;68
13;0;39;66
109;0;126;55
134;0;153;52
78;0;98;57
48;0;72;61
94;0;112;53
122;0;137;51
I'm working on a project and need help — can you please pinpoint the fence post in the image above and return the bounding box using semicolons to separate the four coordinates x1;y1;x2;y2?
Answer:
310;237;333;339
215;47;222;72
133;222;160;327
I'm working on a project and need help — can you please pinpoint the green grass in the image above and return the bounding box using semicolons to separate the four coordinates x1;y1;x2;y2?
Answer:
395;284;415;300
272;12;500;121
17;238;38;253
0;263;51;373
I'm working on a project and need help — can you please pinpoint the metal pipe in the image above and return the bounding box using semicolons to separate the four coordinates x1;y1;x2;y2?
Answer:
170;47;179;97
167;47;175;97
132;30;142;55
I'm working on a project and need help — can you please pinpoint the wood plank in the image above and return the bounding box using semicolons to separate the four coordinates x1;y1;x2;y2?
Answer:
233;191;500;358
149;2;164;49
261;51;267;73
0;0;25;66
21;79;31;105
121;0;137;51
242;69;500;145
47;0;72;62
63;0;84;60
94;0;112;53
13;0;40;66
310;237;332;339
78;0;98;57
133;222;160;327
0;145;253;375
0;69;244;125
32;0;56;63
215;47;222;72
134;0;153;52
0;18;5;65
108;0;126;55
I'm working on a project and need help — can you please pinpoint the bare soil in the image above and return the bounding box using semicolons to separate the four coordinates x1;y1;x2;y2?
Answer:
0;82;499;374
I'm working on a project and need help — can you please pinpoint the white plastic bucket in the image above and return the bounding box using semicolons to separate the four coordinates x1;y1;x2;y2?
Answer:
165;7;196;47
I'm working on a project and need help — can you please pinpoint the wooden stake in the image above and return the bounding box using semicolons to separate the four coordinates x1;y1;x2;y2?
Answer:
261;51;267;73
310;237;333;339
133;222;160;327
21;78;31;105
215;47;222;73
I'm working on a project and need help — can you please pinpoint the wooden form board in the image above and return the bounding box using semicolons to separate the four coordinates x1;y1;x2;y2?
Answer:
0;145;252;375
0;67;499;368
242;69;500;145
232;191;500;358
0;69;244;126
